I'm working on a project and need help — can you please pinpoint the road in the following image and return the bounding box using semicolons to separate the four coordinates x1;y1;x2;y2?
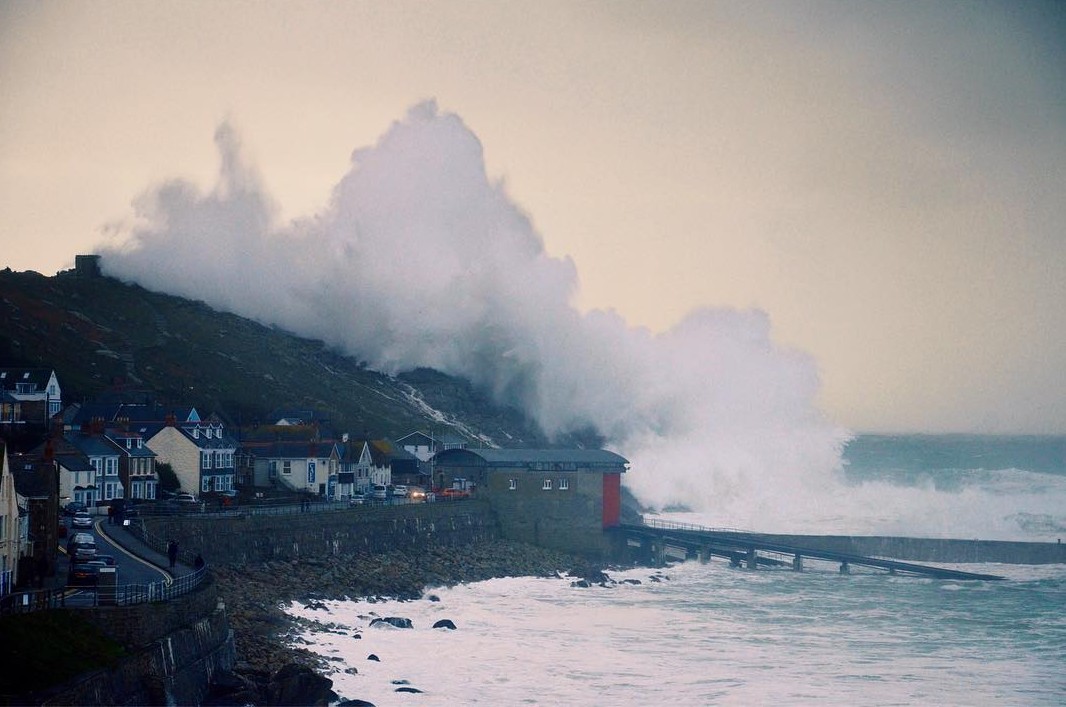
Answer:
59;514;171;604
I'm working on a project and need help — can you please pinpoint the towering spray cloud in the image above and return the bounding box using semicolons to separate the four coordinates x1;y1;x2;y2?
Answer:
99;101;848;523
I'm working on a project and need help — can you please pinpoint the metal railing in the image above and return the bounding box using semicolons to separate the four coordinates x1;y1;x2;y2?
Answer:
128;492;473;518
0;565;211;616
639;517;753;535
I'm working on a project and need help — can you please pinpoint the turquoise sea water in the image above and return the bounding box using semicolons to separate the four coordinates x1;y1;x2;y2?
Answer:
288;435;1066;706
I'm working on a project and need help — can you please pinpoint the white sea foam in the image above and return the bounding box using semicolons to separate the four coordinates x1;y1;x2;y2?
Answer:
287;561;1066;706
657;466;1066;541
97;102;847;525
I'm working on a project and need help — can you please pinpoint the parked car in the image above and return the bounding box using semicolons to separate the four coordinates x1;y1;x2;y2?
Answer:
67;559;106;586
371;484;388;501
62;501;87;517
348;493;366;506
392;485;409;498
71;511;94;529
66;532;97;561
175;492;197;504
440;487;470;500
406;486;427;502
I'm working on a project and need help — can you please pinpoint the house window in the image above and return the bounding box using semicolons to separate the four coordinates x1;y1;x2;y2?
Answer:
202;477;211;493
542;479;552;490
126;438;132;449
201;452;211;469
509;478;517;490
105;458;117;475
559;478;570;490
282;460;292;475
137;439;143;449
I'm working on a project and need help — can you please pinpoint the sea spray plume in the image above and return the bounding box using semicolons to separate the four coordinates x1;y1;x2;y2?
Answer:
99;100;848;517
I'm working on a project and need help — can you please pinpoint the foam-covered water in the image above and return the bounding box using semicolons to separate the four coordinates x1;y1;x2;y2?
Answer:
286;435;1066;705
660;435;1066;541
289;562;1065;706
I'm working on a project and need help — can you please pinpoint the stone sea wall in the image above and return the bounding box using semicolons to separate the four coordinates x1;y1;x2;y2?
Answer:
36;581;234;706
141;500;500;567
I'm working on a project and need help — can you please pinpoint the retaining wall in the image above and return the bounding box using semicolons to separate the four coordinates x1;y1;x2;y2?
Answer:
35;580;233;706
140;500;500;566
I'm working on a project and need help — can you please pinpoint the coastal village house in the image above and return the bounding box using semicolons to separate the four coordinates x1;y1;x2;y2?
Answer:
34;432;121;509
109;427;158;501
0;442;23;596
253;441;339;497
431;448;629;555
66;432;124;505
147;416;237;497
53;444;98;509
335;439;392;499
0;368;62;424
396;430;467;485
10;450;60;586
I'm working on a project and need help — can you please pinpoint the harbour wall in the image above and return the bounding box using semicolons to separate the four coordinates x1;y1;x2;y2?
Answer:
754;534;1066;565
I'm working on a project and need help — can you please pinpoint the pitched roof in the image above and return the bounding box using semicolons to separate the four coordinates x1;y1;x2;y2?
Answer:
434;448;629;468
0;368;54;390
65;433;122;457
263;441;337;459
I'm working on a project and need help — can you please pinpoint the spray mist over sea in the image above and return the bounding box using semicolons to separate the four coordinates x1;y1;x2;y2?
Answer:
98;102;1064;539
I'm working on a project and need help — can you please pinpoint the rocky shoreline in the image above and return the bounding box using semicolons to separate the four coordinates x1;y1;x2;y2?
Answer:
206;539;611;705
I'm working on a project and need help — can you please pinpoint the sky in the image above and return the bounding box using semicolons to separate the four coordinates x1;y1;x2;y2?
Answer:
1;0;1064;435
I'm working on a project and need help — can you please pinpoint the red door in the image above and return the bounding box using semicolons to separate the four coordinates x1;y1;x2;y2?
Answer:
602;473;621;527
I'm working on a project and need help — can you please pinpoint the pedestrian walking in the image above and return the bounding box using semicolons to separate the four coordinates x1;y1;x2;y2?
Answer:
167;540;178;569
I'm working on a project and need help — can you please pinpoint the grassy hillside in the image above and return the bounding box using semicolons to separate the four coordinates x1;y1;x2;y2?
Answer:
0;267;579;447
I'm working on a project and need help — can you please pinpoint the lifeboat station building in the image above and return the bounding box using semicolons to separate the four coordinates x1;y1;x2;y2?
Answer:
431;448;629;555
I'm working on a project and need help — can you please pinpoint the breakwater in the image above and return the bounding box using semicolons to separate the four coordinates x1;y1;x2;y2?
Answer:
752;534;1066;564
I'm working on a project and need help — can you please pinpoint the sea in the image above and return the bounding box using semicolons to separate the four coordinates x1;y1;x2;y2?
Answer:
286;435;1066;706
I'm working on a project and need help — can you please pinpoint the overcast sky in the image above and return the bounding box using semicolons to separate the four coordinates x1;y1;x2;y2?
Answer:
2;0;1064;434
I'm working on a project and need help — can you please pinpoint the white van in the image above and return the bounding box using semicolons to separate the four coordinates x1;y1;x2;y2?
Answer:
371;484;388;501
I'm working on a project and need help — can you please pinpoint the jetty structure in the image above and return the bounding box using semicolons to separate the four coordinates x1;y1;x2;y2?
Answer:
619;518;1006;581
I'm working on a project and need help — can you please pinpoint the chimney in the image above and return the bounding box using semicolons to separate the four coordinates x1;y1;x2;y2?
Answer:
165;413;176;427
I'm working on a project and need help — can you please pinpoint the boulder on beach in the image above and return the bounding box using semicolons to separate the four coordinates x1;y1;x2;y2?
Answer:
367;654;380;662
266;663;336;706
370;616;413;629
432;619;457;630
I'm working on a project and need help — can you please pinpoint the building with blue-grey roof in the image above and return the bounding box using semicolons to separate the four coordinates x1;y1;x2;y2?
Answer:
431;448;629;556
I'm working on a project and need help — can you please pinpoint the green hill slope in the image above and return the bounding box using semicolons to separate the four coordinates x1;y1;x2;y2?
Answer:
0;267;577;446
